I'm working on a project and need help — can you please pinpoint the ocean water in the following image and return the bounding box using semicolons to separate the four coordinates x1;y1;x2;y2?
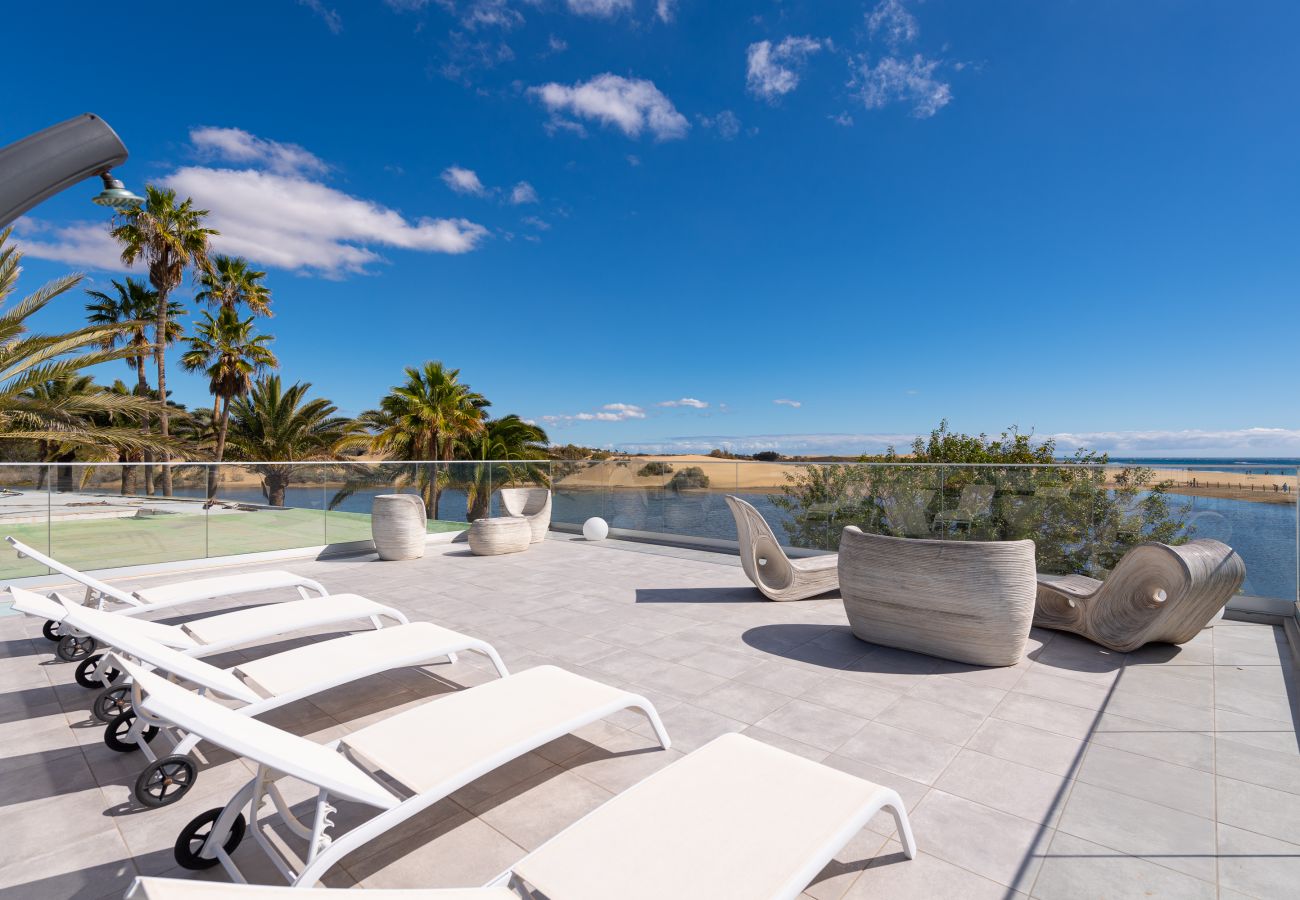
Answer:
180;481;1297;603
1109;457;1300;476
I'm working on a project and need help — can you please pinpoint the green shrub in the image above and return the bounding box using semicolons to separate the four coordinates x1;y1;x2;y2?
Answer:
668;466;710;490
637;461;674;477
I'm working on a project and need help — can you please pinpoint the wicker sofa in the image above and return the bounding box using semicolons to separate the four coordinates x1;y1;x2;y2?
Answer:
838;527;1037;666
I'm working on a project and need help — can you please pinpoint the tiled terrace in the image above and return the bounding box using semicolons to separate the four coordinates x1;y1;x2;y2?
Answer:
2;536;1298;899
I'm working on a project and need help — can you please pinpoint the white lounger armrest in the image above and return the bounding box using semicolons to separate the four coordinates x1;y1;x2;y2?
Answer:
509;732;914;900
127;878;517;900
128;570;328;612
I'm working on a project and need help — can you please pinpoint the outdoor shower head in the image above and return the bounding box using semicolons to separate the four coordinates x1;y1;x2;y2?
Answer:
91;172;144;210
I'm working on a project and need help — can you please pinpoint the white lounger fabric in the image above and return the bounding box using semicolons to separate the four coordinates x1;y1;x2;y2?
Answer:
16;588;406;656
6;537;327;615
513;732;900;900
342;666;635;794
232;622;497;698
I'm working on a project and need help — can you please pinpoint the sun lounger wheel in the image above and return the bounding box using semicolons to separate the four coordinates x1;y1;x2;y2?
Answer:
104;711;158;753
42;619;61;641
136;755;198;807
75;654;121;689
92;683;133;722
175;807;246;870
56;633;97;662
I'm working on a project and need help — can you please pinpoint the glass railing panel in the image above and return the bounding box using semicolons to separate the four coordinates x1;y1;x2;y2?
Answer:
550;457;607;528
0;464;51;579
204;463;325;556
1153;463;1298;603
323;462;448;542
47;463;208;570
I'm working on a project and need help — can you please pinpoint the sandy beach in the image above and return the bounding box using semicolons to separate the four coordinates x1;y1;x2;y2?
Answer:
554;456;1298;505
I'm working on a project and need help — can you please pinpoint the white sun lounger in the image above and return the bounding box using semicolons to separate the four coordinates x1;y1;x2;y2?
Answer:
6;536;328;631
8;588;408;691
121;660;670;886
126;732;915;900
8;587;508;807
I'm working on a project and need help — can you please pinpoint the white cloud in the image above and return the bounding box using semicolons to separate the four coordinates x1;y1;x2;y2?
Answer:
542;402;646;425
698;110;742;140
658;398;709;409
510;181;539;204
626;154;641;166
531;73;689;141
190;126;329;176
547;35;568;53
746;36;823;102
299;0;342;33
521;215;551;230
566;0;632;17
458;0;525;30
867;0;918;48
829;111;854;127
163;165;487;276
773;399;803;408
441;165;488;196
655;0;677;23
12;218;133;272
619;433;916;455
854;53;951;118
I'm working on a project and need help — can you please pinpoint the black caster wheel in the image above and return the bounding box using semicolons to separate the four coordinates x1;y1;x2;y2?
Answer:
175;807;246;870
75;654;121;689
42;619;61;642
92;683;133;722
135;754;198;808
56;633;96;662
104;711;158;753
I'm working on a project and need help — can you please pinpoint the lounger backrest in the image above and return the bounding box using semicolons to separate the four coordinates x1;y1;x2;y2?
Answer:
56;598;198;650
5;537;139;606
121;660;400;810
61;604;258;703
7;586;69;622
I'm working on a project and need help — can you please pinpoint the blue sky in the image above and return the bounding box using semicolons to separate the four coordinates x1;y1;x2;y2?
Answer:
6;0;1299;456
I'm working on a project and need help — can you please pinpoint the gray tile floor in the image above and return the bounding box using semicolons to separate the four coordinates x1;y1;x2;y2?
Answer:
1;535;1298;899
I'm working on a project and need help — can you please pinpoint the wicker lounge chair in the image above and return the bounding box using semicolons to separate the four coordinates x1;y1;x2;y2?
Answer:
725;495;838;601
839;526;1037;666
1034;539;1246;652
498;487;552;542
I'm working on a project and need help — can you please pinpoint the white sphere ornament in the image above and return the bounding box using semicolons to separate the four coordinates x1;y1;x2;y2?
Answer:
583;517;609;541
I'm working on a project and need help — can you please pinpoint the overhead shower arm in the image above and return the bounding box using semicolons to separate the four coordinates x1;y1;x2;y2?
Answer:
0;113;136;229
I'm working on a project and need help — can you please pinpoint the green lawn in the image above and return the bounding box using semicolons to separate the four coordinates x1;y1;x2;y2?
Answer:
0;507;467;581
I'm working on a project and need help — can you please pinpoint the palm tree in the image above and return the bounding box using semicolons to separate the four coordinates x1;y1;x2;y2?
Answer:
111;186;217;496
459;415;550;520
359;362;489;518
195;255;273;317
182;309;278;498
226;376;352;507
85;277;184;495
0;229;174;462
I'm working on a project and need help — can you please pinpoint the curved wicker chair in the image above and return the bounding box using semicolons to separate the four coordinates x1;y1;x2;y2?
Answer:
1034;539;1245;652
370;494;427;561
499;487;552;543
725;495;839;601
838;527;1037;666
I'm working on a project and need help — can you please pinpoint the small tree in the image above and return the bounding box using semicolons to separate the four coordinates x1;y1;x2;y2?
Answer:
668;466;710;490
637;461;673;477
771;420;1188;576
